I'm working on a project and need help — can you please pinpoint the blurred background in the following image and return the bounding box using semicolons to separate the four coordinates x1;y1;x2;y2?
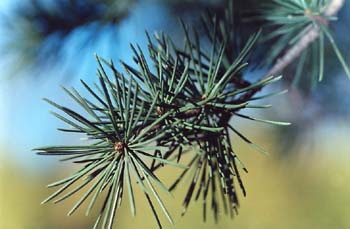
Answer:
0;0;349;228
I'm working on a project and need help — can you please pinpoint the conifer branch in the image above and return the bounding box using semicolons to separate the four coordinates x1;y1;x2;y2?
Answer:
35;1;350;228
266;0;345;77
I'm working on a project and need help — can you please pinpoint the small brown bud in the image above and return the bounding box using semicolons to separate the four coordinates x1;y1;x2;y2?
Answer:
114;142;124;152
304;9;312;17
156;106;164;115
163;63;169;70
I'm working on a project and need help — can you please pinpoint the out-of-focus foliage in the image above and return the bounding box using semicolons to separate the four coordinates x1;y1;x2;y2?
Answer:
1;0;135;75
0;0;226;77
162;0;224;15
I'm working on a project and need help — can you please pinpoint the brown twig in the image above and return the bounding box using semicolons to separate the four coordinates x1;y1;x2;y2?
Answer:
236;0;345;103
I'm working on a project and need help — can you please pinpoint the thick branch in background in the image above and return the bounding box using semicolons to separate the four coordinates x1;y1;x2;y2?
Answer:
237;0;348;104
266;0;346;78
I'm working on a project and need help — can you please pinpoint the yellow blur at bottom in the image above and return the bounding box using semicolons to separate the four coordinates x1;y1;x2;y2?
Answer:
1;131;349;229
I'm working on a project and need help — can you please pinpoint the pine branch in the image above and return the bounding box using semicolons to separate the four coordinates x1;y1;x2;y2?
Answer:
236;0;347;103
35;1;298;228
266;0;345;77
